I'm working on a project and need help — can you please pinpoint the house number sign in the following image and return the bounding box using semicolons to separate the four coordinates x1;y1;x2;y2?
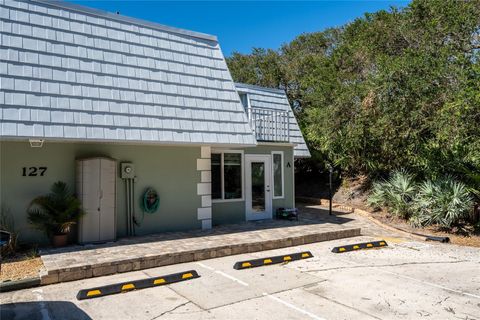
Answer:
22;167;47;176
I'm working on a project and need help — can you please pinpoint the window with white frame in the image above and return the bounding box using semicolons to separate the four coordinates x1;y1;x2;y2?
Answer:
211;151;243;200
272;151;284;198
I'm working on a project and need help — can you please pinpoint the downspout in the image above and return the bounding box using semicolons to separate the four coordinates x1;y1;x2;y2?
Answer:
124;177;136;237
131;178;136;236
121;163;136;237
125;178;130;236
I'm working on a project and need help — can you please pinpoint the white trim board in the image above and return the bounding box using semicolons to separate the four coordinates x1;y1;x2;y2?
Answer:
245;154;272;221
211;149;245;203
271;151;285;199
257;142;296;147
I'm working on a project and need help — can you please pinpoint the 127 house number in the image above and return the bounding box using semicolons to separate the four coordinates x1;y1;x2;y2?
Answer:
22;167;47;177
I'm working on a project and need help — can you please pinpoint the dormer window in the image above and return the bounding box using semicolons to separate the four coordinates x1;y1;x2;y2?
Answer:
239;93;249;111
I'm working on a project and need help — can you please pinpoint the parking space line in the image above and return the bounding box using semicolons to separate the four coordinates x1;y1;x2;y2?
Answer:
263;293;326;320
196;262;215;271
195;258;327;319
32;289;51;320
196;261;249;286
215;271;249;287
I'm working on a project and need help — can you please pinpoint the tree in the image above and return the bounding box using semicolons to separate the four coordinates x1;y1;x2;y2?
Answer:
226;0;480;198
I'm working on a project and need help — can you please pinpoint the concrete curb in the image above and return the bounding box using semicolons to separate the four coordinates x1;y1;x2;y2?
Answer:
0;277;41;293
39;227;361;286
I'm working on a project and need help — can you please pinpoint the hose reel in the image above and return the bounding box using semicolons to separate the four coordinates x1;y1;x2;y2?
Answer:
142;188;160;214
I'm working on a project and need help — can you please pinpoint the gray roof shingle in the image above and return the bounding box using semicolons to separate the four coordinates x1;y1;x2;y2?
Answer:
235;83;311;158
0;0;256;146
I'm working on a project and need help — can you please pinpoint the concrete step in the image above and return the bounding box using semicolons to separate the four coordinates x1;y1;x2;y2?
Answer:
40;225;361;285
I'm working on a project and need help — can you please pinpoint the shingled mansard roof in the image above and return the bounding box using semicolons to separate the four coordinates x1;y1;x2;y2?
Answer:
235;83;311;158
0;0;256;145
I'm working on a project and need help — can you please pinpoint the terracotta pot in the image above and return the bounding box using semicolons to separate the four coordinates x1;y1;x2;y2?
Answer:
52;233;68;247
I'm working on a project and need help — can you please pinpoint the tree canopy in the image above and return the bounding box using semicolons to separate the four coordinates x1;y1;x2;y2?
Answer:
226;0;480;193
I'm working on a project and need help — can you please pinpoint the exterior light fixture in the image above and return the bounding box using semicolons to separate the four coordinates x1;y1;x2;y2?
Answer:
29;139;44;148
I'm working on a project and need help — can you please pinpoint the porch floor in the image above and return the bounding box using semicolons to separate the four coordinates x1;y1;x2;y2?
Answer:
39;206;361;285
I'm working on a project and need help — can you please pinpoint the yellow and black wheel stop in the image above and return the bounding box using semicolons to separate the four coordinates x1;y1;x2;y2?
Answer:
331;240;388;253
76;270;199;300
233;251;313;270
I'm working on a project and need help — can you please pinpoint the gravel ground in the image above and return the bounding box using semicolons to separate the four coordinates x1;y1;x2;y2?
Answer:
1;255;44;282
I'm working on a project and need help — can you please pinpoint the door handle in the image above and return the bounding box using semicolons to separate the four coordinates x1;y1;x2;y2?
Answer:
98;189;102;212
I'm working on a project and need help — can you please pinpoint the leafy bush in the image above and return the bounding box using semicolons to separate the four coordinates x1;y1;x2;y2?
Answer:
411;177;473;228
27;181;84;239
369;171;475;228
367;170;417;218
227;0;480;199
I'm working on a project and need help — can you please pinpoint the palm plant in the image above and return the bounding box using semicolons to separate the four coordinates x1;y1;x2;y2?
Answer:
27;181;84;239
411;177;473;228
367;169;417;218
367;181;387;208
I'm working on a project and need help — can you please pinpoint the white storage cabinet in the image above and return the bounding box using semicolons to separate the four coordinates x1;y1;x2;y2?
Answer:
76;157;117;244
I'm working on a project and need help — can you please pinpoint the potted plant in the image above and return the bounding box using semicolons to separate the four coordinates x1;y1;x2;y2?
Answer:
27;181;84;247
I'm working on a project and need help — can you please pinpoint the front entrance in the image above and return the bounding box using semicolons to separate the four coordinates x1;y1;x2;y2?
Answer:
245;155;272;220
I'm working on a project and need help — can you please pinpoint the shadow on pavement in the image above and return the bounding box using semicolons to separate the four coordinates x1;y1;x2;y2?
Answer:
0;301;91;320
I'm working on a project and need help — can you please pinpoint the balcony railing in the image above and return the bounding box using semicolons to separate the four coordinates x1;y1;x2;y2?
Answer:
248;107;290;142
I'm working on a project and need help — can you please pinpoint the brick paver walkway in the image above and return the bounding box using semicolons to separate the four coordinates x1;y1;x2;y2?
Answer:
39;205;363;285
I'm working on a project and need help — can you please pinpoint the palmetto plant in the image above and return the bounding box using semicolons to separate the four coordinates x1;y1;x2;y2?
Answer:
411;177;473;228
27;181;84;238
367;169;417;218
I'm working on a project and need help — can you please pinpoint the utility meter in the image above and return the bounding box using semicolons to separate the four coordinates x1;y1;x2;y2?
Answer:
120;162;135;179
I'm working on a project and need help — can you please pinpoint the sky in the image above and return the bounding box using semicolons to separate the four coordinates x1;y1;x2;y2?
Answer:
69;1;410;56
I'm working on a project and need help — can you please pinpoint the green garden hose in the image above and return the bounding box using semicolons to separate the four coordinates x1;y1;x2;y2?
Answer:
142;188;160;214
133;188;159;228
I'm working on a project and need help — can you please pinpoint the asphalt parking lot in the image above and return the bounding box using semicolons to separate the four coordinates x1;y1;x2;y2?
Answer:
1;235;479;320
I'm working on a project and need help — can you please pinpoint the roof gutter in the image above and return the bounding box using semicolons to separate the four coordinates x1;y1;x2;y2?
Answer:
0;136;257;148
30;0;218;42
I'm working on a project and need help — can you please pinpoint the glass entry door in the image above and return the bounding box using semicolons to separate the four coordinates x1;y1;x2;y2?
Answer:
245;155;272;220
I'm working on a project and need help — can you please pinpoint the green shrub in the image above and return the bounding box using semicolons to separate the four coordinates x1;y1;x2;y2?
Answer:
27;181;84;239
411;177;473;228
367;169;417;218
